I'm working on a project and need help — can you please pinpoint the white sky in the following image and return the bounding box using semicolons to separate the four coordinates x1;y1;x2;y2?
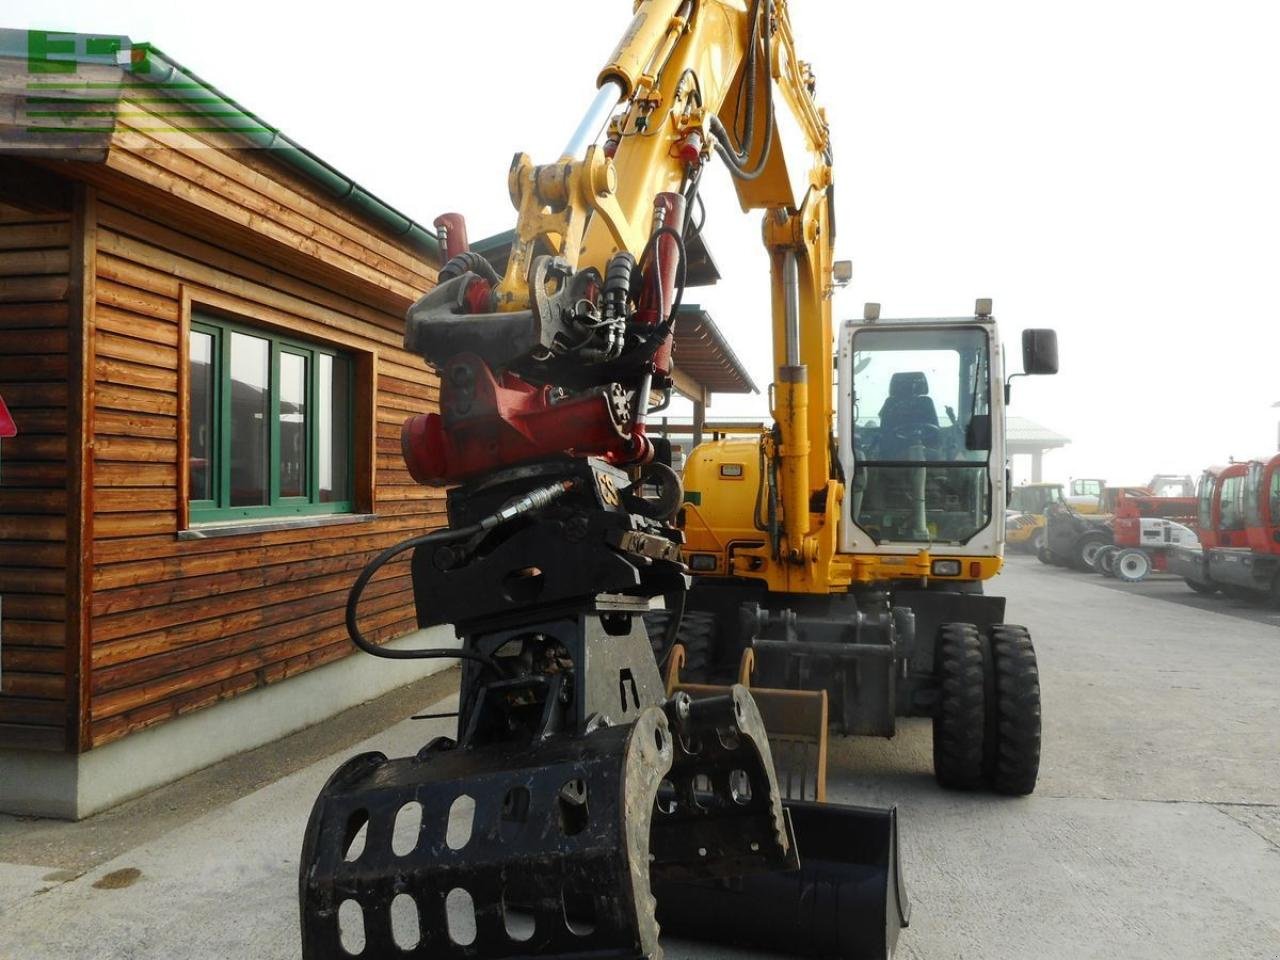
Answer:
12;0;1280;485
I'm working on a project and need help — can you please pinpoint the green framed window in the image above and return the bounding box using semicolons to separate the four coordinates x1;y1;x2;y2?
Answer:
188;312;353;523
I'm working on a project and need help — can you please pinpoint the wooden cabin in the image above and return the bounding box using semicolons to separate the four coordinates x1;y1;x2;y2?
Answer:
0;30;755;818
0;31;453;817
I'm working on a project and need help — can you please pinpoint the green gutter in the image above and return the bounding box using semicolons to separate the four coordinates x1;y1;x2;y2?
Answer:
134;43;441;262
5;30;441;262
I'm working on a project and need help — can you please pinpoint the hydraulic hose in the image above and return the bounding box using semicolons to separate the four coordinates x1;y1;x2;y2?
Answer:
658;588;687;671
346;479;576;669
437;250;500;286
708;0;775;181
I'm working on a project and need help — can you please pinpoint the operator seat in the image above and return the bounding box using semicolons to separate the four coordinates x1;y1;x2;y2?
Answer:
877;371;939;459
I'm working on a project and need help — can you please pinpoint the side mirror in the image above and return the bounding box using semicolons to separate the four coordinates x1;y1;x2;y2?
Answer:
965;414;992;451
1022;328;1059;375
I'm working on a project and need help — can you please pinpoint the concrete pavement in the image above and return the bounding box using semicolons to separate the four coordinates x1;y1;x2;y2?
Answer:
0;556;1277;959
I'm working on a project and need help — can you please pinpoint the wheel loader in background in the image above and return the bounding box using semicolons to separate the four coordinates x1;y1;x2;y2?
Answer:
1006;482;1066;554
301;2;1053;958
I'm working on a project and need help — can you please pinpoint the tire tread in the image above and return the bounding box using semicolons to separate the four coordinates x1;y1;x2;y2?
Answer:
932;623;986;790
988;624;1042;795
643;608;716;681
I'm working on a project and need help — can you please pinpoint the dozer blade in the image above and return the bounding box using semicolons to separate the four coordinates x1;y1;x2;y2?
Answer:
654;800;911;960
667;645;830;801
300;688;797;960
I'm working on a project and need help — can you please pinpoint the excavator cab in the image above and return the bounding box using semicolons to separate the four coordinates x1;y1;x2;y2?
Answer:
844;321;996;548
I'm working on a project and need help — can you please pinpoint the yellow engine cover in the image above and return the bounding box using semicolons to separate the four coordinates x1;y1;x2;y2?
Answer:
678;436;1001;593
680;437;768;573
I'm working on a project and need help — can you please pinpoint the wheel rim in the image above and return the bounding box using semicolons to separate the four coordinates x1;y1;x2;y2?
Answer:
1119;553;1149;579
1082;542;1104;566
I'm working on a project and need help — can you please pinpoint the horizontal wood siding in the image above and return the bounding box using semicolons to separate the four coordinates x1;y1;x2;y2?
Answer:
87;191;443;749
0;200;73;751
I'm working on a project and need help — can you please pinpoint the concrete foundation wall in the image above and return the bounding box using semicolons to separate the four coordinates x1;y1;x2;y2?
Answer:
0;627;458;820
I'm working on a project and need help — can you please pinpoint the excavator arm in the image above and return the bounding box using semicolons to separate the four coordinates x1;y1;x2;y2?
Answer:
300;5;908;960
400;0;837;491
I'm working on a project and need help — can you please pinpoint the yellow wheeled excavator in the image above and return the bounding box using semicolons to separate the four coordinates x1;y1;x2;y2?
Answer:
301;2;1054;958
677;293;1058;796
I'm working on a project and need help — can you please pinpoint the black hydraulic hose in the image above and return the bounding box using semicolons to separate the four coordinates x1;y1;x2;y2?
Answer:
708;0;775;181
657;589;687;671
437;250;500;286
753;436;770;532
346;479;576;669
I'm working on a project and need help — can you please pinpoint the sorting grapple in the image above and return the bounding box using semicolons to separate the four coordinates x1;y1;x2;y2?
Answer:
301;686;797;959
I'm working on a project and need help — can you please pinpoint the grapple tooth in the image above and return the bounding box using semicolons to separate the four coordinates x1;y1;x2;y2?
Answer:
649;685;800;882
300;708;673;960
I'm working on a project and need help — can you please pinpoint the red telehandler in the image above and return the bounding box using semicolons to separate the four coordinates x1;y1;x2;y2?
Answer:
1169;456;1280;603
1090;486;1200;582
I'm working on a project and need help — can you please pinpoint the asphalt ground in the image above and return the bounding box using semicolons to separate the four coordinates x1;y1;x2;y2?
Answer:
1;555;1277;959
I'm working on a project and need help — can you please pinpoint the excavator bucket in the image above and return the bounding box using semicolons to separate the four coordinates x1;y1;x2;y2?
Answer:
666;646;830;801
657;646;909;959
654;800;911;959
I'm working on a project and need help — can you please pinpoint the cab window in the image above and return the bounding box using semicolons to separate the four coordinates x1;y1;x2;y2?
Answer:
1219;475;1245;531
849;326;991;544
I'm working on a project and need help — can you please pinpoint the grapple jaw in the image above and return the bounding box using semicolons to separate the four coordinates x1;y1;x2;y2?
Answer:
300;686;797;960
651;685;799;882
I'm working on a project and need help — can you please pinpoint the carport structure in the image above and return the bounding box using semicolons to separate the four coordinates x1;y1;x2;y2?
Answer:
1007;416;1071;482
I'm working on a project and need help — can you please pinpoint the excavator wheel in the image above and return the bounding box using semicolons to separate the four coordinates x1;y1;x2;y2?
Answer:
985;625;1042;796
932;623;986;790
643;608;716;682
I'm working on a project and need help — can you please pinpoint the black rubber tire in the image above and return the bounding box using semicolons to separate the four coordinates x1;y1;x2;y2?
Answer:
932;623;986;790
1185;578;1217;595
1073;533;1111;572
1113;548;1153;583
1096;545;1119;577
1036;543;1056;565
985;625;1042;795
643;608;716;681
